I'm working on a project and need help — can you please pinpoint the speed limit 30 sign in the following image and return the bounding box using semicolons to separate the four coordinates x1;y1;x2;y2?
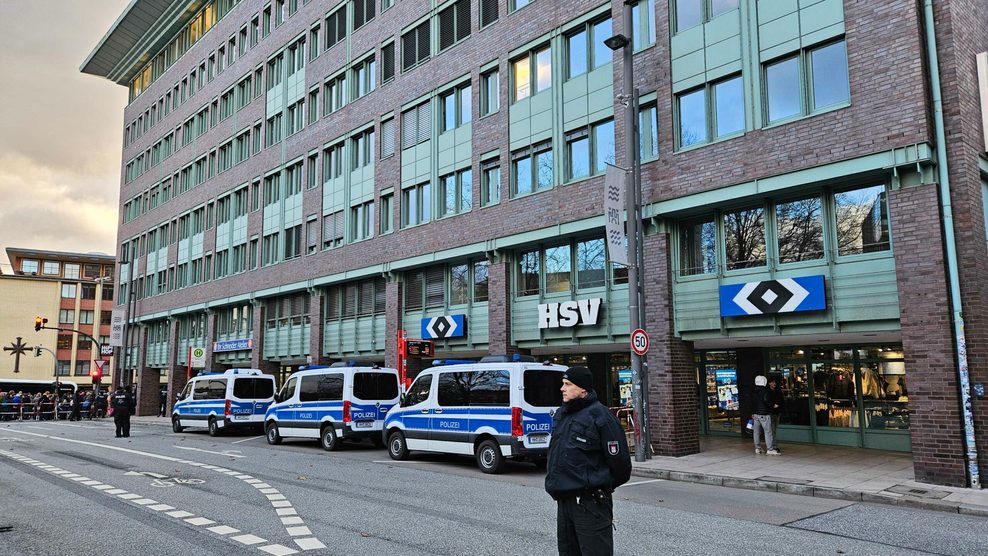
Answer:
631;329;649;356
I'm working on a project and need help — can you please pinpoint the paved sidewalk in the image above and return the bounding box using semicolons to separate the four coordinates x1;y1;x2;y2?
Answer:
632;436;988;516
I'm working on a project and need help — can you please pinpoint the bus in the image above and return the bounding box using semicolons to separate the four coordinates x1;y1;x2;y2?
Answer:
0;379;79;420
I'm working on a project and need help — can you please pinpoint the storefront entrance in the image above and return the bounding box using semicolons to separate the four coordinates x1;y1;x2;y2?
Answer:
544;352;631;409
698;345;910;452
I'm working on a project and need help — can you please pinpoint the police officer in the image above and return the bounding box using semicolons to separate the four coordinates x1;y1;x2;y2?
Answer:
111;386;135;438
545;366;632;555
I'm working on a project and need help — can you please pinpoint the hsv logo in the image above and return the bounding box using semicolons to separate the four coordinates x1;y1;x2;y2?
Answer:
537;298;603;329
719;275;826;317
421;314;466;339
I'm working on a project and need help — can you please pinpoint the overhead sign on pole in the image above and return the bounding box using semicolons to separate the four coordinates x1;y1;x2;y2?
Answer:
189;347;207;368
109;307;126;346
603;164;628;266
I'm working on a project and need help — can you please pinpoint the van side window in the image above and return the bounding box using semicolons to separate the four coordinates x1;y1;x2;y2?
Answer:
438;372;470;406
278;377;297;402
523;369;564;407
438;370;510;407
207;379;227;399
179;383;193;400
300;373;343;401
234;377;274;399
405;375;432;406
353;372;399;400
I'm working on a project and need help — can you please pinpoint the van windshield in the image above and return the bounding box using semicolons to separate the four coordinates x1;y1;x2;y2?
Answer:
353;372;399;400
233;377;274;399
523;369;564;407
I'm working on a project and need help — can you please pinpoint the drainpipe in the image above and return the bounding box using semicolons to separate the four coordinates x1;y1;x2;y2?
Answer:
922;0;980;488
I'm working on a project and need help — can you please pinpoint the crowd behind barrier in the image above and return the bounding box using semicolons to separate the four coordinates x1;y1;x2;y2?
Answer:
0;391;108;421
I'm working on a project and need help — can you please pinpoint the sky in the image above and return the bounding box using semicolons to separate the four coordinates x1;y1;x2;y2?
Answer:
0;0;131;271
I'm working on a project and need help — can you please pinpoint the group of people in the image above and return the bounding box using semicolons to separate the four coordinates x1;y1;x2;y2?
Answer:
751;374;785;456
0;391;74;420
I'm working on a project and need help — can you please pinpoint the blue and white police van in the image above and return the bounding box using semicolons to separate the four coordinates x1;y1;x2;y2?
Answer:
171;369;276;436
383;355;566;474
264;363;401;451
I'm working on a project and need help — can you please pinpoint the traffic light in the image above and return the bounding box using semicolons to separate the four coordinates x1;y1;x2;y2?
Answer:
34;316;47;331
90;366;103;384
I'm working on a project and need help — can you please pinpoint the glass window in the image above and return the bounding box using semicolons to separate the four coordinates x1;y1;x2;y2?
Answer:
776;197;824;263
576;238;606;288
535;146;553;190
512;56;531;101
21;259;39;274
593;119;615;173
678;88;707;147
64;264;80;279
544;244;572;293
811;41;850;110
61;284;77;298
518;250;540;296
514;155;532;195
57;335;73;350
723;207;766;270
523;369;564;407
567;29;587;78
481;161;500;206
437;372;470;406
450;264;470;305
481;69;499;116
566;131;590;180
43;261;60;275
766;56;801;122
59;309;75;324
404;374;432;406
474;261;489;302
79;310;94;325
680;217;717;276
535;47;552;93
631;0;656;50
675;0;702;32
470;370;511;406
714;76;744;137
592;18;612;70
711;0;739;17
233;377;274;399
640;103;659;160
834;185;890;255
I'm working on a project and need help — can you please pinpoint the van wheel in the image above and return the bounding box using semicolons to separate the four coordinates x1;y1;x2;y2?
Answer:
476;439;505;474
265;422;282;445
320;425;340;451
208;417;220;437
172;417;184;433
388;431;408;460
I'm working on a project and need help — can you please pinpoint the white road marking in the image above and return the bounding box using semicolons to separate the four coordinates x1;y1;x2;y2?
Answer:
0;449;297;555
173;446;245;458
285;526;311;536
231;435;264;444
4;428;326;549
619;478;665;487
371;460;444;464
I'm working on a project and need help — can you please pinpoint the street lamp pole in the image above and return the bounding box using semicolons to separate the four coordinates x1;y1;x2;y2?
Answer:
606;1;650;462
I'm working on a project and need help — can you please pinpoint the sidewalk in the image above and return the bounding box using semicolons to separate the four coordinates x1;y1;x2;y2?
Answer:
632;436;988;517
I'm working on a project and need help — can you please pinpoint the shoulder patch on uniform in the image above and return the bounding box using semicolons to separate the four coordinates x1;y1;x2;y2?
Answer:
607;441;619;456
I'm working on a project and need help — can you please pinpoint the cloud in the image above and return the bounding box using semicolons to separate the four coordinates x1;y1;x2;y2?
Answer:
0;0;130;268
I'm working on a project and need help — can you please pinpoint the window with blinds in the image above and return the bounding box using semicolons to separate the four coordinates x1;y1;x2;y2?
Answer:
401;102;431;149
480;0;499;27
381;41;395;83
352;0;375;30
381;117;395;157
322;211;344;249
438;0;471;52
325;6;347;49
402;21;430;71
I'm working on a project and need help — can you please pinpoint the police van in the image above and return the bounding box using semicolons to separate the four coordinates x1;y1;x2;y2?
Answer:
383;355;566;474
264;363;401;451
171;369;276;436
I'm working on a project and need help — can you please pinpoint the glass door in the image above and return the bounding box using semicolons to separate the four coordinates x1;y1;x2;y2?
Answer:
699;351;740;434
767;348;813;443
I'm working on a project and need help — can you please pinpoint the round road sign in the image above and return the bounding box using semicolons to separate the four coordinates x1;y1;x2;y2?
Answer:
631;329;649;356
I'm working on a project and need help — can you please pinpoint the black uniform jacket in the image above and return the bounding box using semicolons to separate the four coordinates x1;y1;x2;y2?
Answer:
111;392;135;415
545;390;632;500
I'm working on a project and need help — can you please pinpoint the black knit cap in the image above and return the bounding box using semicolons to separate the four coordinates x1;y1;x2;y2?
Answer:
563;366;594;392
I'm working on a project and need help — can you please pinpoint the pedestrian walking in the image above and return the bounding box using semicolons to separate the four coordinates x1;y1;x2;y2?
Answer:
767;375;784;454
752;375;779;455
158;389;167;417
111;386;135;438
545;366;632;556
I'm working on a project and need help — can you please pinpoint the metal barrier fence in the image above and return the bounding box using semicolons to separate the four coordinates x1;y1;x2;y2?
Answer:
0;401;105;421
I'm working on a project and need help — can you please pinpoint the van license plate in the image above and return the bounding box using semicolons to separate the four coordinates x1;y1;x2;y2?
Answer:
233;415;250;420
354;420;373;428
528;434;549;445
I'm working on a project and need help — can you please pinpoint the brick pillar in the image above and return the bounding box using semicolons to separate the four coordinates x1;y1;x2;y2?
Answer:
135;324;159;416
250;301;278;375
165;318;185;416
308;288;330;365
889;184;967;486
487;255;525;357
203;309;217;373
642;231;699;457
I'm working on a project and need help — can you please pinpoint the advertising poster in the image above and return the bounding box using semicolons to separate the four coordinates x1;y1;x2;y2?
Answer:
715;369;739;411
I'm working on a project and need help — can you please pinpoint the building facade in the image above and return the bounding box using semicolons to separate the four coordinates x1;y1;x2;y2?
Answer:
0;248;116;388
83;0;988;487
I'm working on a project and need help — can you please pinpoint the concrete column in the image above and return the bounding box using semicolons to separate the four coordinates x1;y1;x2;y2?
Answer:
642;230;699;457
203;309;217;373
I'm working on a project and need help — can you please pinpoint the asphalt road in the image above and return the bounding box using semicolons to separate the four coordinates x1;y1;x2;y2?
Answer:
0;419;984;555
